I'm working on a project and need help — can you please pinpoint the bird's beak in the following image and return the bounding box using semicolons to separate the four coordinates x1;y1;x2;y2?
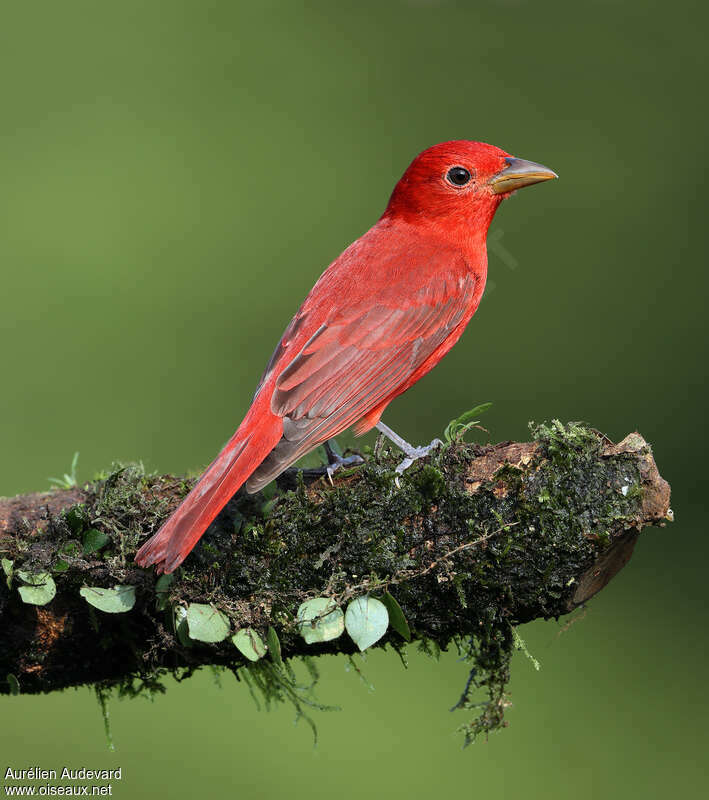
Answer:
488;157;558;195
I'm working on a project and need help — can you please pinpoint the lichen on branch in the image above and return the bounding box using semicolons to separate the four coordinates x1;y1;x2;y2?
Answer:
0;421;671;744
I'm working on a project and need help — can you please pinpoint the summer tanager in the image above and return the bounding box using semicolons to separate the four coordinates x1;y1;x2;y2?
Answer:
135;140;556;573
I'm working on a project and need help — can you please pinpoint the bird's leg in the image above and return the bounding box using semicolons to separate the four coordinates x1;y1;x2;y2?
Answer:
323;440;364;484
375;421;443;475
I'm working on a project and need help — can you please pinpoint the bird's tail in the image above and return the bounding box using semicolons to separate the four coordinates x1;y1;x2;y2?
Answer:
135;410;282;574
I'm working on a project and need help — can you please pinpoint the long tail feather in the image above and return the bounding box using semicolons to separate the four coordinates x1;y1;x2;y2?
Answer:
135;416;282;573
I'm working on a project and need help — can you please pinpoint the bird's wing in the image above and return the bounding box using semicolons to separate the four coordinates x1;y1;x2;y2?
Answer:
245;265;478;491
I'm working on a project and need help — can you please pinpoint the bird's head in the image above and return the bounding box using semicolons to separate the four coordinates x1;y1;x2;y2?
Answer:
384;140;557;238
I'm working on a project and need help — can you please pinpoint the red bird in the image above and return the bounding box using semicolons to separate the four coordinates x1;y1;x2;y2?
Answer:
135;141;556;573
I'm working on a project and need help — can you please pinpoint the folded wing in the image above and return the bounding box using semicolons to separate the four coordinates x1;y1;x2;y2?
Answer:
246;269;477;491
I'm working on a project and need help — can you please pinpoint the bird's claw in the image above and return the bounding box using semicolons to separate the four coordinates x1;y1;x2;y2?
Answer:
374;422;444;487
393;438;443;485
326;454;365;485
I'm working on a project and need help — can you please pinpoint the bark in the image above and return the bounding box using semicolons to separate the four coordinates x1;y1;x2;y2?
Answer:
0;422;671;738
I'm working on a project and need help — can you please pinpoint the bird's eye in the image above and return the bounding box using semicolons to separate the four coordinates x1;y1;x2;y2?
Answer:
446;166;472;187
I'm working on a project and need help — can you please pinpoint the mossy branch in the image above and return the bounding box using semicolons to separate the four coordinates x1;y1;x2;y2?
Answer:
0;422;671;742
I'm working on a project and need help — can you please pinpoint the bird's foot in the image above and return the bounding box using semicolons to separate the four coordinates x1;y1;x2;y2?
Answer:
375;422;443;485
323;441;364;485
392;439;444;475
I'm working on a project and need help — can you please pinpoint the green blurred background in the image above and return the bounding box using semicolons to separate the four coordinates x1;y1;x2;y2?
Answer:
1;0;706;797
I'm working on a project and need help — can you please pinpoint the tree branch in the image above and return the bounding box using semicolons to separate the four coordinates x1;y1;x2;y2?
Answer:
0;422;671;740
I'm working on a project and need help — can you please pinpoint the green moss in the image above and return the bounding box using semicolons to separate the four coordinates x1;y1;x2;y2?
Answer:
1;422;655;746
412;464;447;504
145;420;645;741
238;657;339;742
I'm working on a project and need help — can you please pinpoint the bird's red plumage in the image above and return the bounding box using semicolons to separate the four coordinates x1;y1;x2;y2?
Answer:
135;140;548;573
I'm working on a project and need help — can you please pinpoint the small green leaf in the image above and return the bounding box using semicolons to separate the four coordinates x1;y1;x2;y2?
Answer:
444;402;493;442
174;605;192;647
186;603;230;643
82;529;110;555
154;574;175;611
267;626;282;666
380;592;411;642
49;452;80;489
345;596;389;651
17;571;56;606
1;558;13;589
80;585;136;613
7;674;20;695
52;559;70;573
60;540;81;557
454;402;493;427
64;505;87;533
297;598;344;644
232;628;267;661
